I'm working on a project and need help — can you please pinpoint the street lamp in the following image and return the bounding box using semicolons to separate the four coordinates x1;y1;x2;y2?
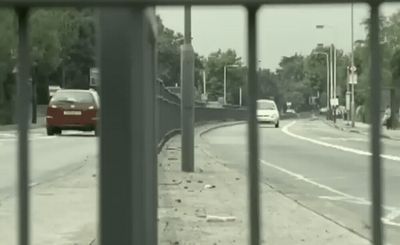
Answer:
239;87;243;107
316;25;337;122
350;1;356;127
223;64;239;105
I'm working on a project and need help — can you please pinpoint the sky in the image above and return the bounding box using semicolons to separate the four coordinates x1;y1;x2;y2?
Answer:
156;3;400;71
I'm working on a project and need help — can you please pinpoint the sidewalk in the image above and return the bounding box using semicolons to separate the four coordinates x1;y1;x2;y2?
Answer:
158;123;370;245
325;118;400;141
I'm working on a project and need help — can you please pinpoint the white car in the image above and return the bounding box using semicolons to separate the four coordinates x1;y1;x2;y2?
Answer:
257;99;280;128
286;109;296;114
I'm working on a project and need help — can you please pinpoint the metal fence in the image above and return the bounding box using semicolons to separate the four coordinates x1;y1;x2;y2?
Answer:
157;79;247;148
3;0;388;245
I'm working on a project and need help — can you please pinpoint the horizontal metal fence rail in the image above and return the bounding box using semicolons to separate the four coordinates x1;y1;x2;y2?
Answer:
9;0;385;245
0;0;394;6
157;79;247;144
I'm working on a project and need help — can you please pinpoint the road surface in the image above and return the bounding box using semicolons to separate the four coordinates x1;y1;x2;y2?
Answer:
203;118;400;244
0;128;97;244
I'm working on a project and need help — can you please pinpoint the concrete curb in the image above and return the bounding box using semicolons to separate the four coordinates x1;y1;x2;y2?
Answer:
157;129;181;154
157;120;245;154
198;121;246;138
322;119;363;135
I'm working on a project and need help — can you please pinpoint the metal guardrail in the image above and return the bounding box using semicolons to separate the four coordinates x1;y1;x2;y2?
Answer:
157;78;247;143
9;1;386;245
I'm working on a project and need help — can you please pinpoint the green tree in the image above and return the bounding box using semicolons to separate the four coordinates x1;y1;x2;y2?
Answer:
157;15;204;96
258;68;282;109
59;9;96;90
204;49;245;104
0;10;16;124
30;10;63;104
276;54;311;111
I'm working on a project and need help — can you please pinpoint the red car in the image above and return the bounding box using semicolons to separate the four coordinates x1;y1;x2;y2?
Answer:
46;89;100;136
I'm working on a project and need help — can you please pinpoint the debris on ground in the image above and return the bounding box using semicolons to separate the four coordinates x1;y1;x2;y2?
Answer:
204;184;216;189
206;215;236;223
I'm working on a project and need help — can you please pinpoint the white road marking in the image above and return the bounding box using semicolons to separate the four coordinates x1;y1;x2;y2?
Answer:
261;159;360;200
282;121;400;162
319;137;367;142
281;121;400;224
260;159;400;226
319;195;370;206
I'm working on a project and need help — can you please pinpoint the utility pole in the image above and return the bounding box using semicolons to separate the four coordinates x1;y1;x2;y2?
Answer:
351;1;356;128
330;44;335;121
223;66;227;104
181;5;195;172
31;78;36;124
203;70;206;95
325;54;330;113
333;45;337;123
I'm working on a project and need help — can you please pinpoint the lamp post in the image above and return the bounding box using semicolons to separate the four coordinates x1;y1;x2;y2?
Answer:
239;87;242;106
203;70;206;95
350;1;356;127
181;5;195;172
223;64;239;105
316;25;337;121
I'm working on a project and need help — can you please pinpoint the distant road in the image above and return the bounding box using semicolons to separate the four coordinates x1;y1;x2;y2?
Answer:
203;119;400;244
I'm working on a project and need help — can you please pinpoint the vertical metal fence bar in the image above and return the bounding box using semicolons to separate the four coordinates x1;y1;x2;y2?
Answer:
142;8;158;245
369;2;384;245
99;9;136;245
99;7;156;245
16;7;31;245
247;5;260;245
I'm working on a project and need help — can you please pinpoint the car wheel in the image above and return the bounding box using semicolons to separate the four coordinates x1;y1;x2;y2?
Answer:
47;127;55;136
275;122;279;128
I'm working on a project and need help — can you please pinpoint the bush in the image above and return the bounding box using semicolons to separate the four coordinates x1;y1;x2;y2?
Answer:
0;102;14;125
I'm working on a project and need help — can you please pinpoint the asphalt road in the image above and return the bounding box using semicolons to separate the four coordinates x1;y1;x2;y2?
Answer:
0;128;97;244
0;129;97;198
203;118;400;244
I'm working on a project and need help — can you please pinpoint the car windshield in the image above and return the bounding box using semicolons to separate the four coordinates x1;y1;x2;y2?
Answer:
52;91;94;104
258;101;276;110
